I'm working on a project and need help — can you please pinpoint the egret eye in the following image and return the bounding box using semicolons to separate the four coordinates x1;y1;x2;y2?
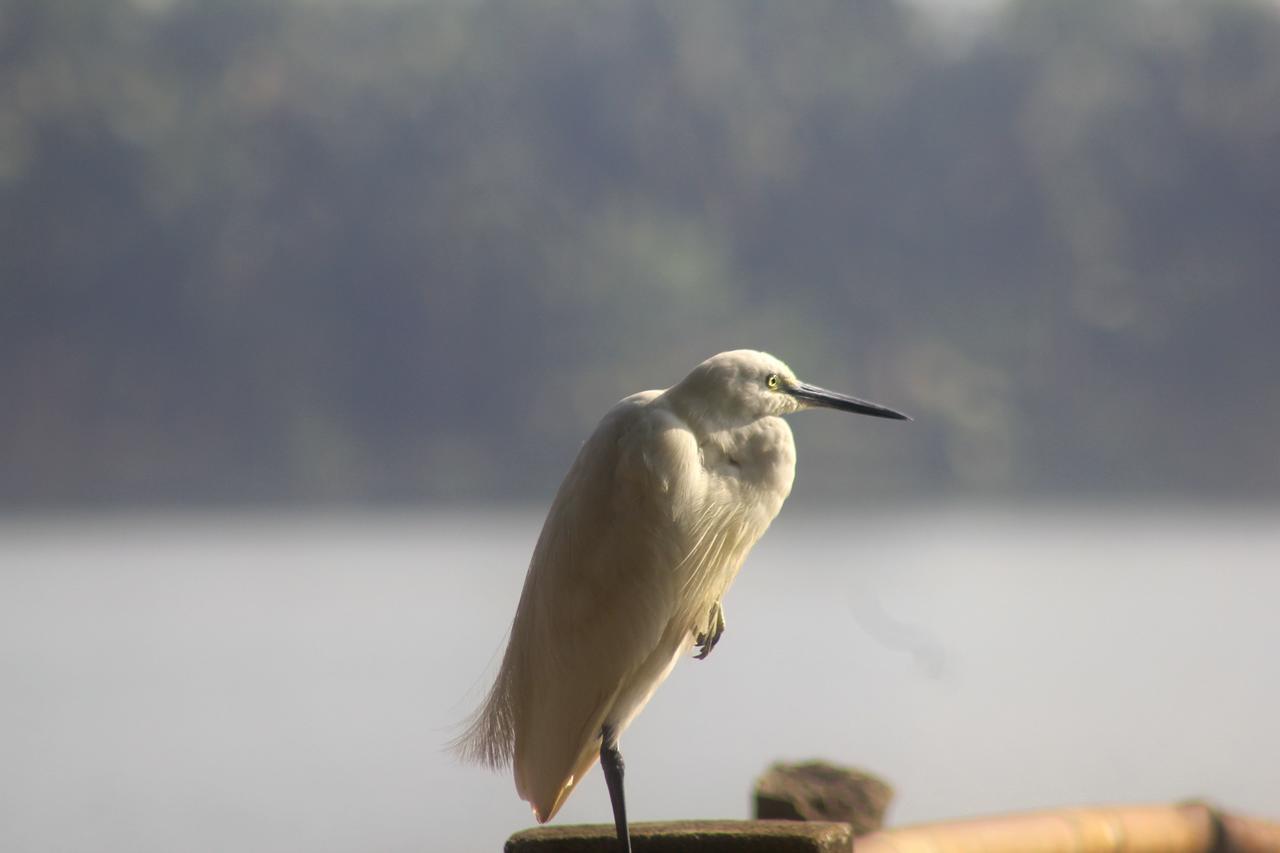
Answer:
766;373;780;390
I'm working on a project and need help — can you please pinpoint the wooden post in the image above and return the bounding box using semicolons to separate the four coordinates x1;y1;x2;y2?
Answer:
505;820;853;853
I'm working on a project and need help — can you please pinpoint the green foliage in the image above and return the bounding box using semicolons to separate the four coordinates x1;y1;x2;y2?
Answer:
2;0;1278;505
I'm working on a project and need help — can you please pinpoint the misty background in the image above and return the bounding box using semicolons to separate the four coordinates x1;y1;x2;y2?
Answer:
4;0;1280;507
3;1;1279;853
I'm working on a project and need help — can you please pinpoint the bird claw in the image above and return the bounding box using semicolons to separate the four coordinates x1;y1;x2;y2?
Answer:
694;601;726;660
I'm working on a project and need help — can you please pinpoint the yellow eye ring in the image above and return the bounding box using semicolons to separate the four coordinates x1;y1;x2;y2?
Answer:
766;373;780;390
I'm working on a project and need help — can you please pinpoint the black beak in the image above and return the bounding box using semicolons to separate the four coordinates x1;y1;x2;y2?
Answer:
789;382;911;421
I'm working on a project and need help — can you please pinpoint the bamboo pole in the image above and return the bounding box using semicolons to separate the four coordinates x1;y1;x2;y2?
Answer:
1216;810;1280;853
855;804;1217;853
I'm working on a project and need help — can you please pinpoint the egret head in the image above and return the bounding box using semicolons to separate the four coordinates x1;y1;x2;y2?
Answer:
670;349;910;427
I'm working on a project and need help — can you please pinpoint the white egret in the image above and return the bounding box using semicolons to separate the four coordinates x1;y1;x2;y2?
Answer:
456;350;909;852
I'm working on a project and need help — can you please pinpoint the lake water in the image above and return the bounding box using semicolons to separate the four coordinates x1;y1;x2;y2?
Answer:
1;506;1277;853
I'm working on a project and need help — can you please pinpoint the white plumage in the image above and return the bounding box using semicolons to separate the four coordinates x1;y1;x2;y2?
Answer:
456;349;907;844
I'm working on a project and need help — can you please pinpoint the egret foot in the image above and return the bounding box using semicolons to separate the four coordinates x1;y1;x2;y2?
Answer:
599;725;631;853
694;601;726;660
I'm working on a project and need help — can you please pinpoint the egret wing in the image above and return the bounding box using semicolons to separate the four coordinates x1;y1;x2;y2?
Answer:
457;392;701;821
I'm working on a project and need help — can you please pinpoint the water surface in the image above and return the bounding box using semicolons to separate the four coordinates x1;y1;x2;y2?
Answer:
2;506;1277;853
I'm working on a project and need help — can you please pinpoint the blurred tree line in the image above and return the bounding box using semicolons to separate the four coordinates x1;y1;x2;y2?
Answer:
2;0;1278;507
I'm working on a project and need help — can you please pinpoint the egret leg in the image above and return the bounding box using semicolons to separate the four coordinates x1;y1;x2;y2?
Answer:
600;725;632;853
694;600;726;660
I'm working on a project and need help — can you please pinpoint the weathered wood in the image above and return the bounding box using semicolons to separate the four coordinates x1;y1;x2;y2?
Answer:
505;820;853;853
754;760;892;835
